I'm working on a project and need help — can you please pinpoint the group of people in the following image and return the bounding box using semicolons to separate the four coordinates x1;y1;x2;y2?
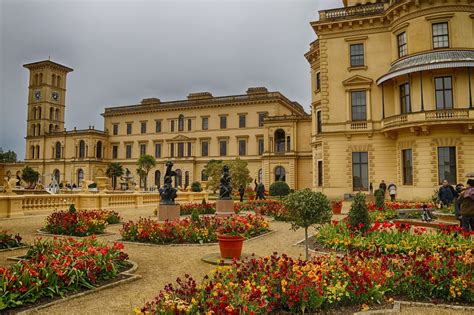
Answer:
378;180;398;201
438;179;474;232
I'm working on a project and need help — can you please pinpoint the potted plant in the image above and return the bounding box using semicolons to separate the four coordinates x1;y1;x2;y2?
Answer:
216;215;249;258
331;200;343;214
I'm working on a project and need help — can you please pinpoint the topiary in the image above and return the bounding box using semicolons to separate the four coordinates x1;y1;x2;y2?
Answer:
68;204;77;214
374;189;385;210
269;181;290;199
191;209;200;222
347;192;370;232
191;181;202;192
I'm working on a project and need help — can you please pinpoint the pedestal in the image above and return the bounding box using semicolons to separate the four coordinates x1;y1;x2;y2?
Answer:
157;203;180;221
215;199;235;217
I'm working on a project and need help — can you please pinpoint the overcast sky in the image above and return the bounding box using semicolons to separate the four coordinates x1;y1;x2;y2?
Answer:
0;0;337;160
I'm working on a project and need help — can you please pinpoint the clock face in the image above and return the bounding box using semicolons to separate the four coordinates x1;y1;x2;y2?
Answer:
34;90;41;101
52;92;59;101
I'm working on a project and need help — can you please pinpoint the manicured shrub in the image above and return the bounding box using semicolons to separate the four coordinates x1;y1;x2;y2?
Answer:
347;193;370;232
179;202;216;215
191;181;202;192
374;189;385;210
269;181;290;199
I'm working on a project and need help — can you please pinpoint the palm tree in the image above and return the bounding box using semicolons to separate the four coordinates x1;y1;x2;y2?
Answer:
106;162;124;190
137;154;156;191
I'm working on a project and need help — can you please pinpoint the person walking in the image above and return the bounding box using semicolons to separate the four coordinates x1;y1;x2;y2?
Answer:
454;183;465;227
438;179;457;208
459;179;474;232
387;182;397;201
379;180;387;196
238;185;245;202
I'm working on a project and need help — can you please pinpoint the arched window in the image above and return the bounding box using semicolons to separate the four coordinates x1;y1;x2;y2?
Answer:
31;125;35;136
50;107;54;120
55;109;59;121
55;142;61;159
37;124;41;135
178;114;184;132
52;74;56;86
32;107;37;120
201;169;208;181
175;169;182;188
30;145;35;159
57;76;61;87
36;146;40;159
38;107;41;119
77;169;84;185
34;74;39;85
184;171;190;188
39;73;43;84
79;140;86;158
154;170;161;187
275;129;285;153
286;136;291;152
55;125;59;131
275;166;286;182
53;169;60;184
258;169;263;184
49;124;53;133
96;141;102;159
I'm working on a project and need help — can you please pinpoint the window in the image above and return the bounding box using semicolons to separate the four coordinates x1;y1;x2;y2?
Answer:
185;171;190;188
435;77;453;109
258;112;267;127
400;83;411;114
238;139;246;156
201;141;209;157
239;115;246;128
219;140;227;156
113;124;118;135
154;170;161;187
140;122;147;134
258;138;264;155
112;145;118;159
77;169;84;185
175;169;182;188
79;140;86;158
351;91;366;121
275;166;286;182
170;143;175;157
286;136;291;152
402;149;413;185
350;43;364;67
432;22;449;48
397;32;407;58
96;141;102;159
55;142;61;159
187;119;192;131
155;143;161;158
275;129;285;153
316;111;322;134
140;144;146;156
126;123;132;135
155;120;162;133
201;170;208;181
187;142;191;157
178;115;184;131
352;152;368;191
317;161;323;187
220;116;227;129
126;144;132;159
171;120;175;132
438;147;456;184
178;143;184;158
258;169;263;183
202;117;209;130
316;72;321;90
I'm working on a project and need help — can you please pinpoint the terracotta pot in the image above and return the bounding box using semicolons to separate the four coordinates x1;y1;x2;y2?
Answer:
332;204;342;214
217;234;245;258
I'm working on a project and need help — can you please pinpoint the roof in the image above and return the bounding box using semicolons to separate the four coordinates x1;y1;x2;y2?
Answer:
23;60;74;72
377;50;474;85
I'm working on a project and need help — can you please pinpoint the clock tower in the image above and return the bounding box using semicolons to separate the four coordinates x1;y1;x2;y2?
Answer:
23;60;73;160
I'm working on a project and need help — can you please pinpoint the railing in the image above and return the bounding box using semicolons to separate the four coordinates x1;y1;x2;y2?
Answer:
425;109;469;120
108;194;136;207
22;195;78;212
350;122;368;130
382;109;472;129
320;2;386;21
383;114;407;127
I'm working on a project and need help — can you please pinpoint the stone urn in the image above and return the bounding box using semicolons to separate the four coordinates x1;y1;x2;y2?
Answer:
95;177;108;192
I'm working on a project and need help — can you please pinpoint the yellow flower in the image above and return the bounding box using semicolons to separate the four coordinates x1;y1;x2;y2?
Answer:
361;303;370;311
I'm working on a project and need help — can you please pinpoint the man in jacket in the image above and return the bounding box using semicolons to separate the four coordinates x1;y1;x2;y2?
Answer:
438;180;457;207
460;179;474;232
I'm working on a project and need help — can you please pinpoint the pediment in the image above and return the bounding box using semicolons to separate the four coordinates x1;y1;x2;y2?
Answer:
342;75;373;87
168;135;195;141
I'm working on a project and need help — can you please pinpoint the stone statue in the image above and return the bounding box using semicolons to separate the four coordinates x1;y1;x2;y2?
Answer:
160;161;178;204
4;177;16;194
219;165;232;200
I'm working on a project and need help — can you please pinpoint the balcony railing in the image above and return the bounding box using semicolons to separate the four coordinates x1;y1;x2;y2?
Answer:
382;109;473;129
319;1;387;21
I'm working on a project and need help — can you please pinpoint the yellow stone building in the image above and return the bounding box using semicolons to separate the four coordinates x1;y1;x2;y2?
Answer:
4;60;312;190
306;0;474;199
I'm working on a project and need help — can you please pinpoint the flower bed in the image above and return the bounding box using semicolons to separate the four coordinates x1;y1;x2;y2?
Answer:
234;200;288;220
179;202;216;215
0;231;24;250
135;248;473;314
367;201;436;222
0;237;129;311
44;208;122;236
120;214;270;244
315;220;473;255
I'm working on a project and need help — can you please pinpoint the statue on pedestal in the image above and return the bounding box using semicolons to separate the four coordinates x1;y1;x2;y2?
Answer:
219;165;232;200
160;161;178;204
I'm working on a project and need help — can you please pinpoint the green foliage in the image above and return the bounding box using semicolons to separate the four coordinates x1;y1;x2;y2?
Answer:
191;210;200;222
105;162;124;190
191;182;202;192
283;189;332;259
68;204;77;214
374;189;385;210
229;158;252;189
88;183;97;189
20;166;39;188
347;193;370;232
136;154;156;190
203;160;223;193
0;149;17;163
269;181;290;199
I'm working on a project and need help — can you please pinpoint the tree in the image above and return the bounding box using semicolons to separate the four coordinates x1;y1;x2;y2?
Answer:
106;162;124;190
269;181;290;199
0;149;17;163
136;154;156;190
21;166;40;188
191;181;202;192
203;160;223;193
347;192;370;233
374;189;385;210
229;158;252;190
283;189;332;260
